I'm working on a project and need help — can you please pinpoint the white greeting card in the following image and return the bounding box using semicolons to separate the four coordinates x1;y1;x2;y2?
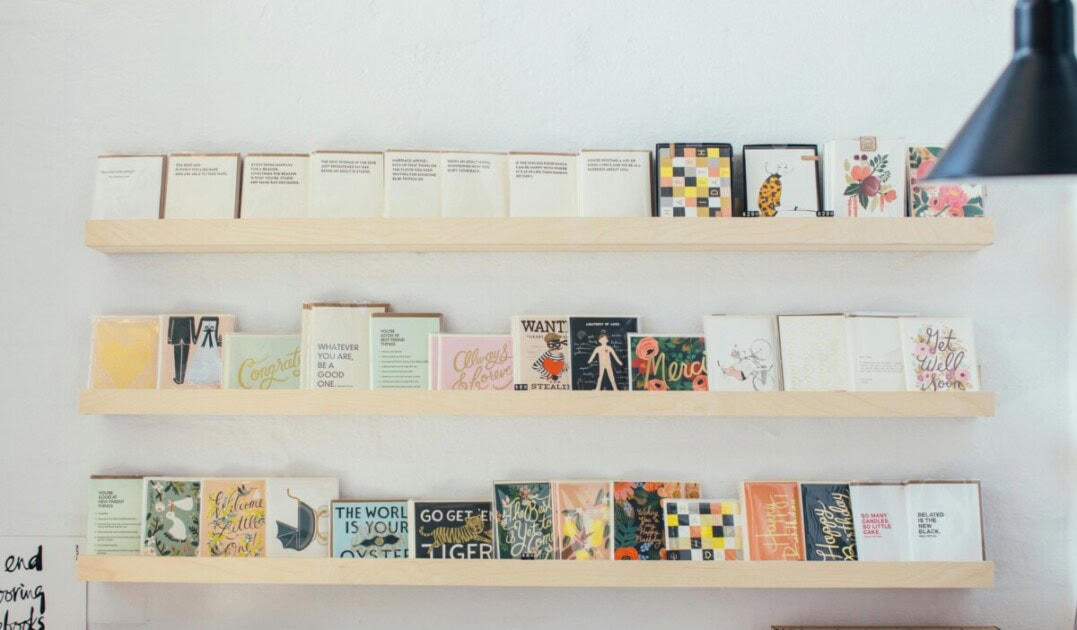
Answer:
824;139;906;217
308;151;384;218
578;150;651;217
92;155;166;219
384;150;441;217
777;314;850;391
905;481;984;561
163;154;241;219
742;146;821;218
849;482;909;561
302;303;388;390
508;153;578;217
703;315;782;392
240;154;310;218
899;317;980;392
265;478;339;558
847;315;906;392
441;152;508;217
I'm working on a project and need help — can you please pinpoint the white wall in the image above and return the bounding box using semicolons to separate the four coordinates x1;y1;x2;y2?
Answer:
0;1;1073;628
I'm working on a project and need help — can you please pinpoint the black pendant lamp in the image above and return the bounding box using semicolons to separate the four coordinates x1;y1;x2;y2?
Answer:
925;0;1077;180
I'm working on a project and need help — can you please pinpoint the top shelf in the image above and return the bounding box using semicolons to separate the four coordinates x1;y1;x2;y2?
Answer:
84;218;995;254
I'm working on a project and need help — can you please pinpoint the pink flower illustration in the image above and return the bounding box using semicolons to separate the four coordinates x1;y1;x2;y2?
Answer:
937;186;969;209
946;206;965;217
915;343;930;357
916;158;936;180
955;368;971;382
928;196;945;212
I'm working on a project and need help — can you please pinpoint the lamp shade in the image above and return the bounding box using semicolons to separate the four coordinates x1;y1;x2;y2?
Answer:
925;0;1077;180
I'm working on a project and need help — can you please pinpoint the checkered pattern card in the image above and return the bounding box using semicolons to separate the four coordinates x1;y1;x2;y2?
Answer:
661;498;743;561
654;143;734;217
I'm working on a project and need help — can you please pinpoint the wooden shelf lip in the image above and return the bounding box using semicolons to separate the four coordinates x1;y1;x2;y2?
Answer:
78;390;995;417
76;557;994;588
84;218;995;253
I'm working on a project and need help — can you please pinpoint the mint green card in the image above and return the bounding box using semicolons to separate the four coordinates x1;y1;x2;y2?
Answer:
223;334;301;389
369;315;442;389
87;477;142;555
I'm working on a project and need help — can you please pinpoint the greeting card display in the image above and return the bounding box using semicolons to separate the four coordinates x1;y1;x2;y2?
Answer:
777;315;850;391
512;316;571;390
654;143;734;217
741;481;804;561
612;481;701;560
742;145;823;217
435;334;513;391
703;315;782;392
899;318;980;392
492;482;554;559
554;481;613;560
849;482;909;561
568;316;639;391
89;316;160;389
907;146;985;217
662;499;743;561
157;314;235;389
330;500;410;558
628;335;707;391
409;500;494;559
801;483;857;561
824;139;906;217
141;478;201;557
265;478;338;557
199;479;266;557
221;333;302;390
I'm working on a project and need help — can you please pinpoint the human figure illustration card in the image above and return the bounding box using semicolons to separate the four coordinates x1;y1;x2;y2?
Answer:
661;498;743;561
907;146;985;217
157;314;235;389
703;315;782;392
742;145;824;217
141;478;201;557
568;316;639;391
627;335;707;391
409;500;494;559
265;478;338;558
554;481;612;560
613;481;702;560
330;500;410;558
512;316;571;390
492;482;554;559
899;317;980;392
89;316;160;389
199;479;266;557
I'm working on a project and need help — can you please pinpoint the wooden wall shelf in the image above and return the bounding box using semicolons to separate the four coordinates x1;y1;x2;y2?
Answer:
76;556;994;588
78;390;995;417
84;218;995;253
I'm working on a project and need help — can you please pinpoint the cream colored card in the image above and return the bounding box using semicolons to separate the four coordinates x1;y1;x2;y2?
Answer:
163;153;241;219
508;153;578;217
305;303;388;390
823;139;907;217
309;151;384;218
703;315;782;392
240;154;309;218
899;317;980;392
578;150;652;217
441;152;507;217
265;478;339;558
92;155;166;219
384;151;441;217
777;314;850;391
847;315;906;392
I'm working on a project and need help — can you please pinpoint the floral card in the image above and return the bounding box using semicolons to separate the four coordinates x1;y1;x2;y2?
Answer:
199;479;266;557
825;139;906;217
899;317;980;392
628;335;707;391
908;146;985;217
613;481;701;560
141;478;201;557
703;316;782;392
554;481;612;560
492;482;554;559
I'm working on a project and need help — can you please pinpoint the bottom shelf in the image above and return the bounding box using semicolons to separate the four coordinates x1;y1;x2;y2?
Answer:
77;557;994;589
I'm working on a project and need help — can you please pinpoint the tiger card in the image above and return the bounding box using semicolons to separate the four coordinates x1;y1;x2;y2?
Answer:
409;500;494;559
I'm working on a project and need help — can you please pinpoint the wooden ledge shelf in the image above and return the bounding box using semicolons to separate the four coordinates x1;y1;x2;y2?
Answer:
84;218;995;253
78;390;995;417
76;556;994;589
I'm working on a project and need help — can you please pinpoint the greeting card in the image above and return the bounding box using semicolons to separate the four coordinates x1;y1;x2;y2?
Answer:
157;314;235;389
240;154;310;218
742;145;823;217
436;334;513;391
221;333;301;390
309;151;384;218
613;481;701;560
899;318;980;392
163;153;241;219
492;482;554;559
554;481;612;560
199;479;266;557
847;315;906;392
627;335;707;391
849;482;909;561
703;315;782;392
908;146;985;218
578;150;652;217
741;481;804;561
905;481;984;561
568;316;639;391
654;143;733;217
369;313;442;389
409;500;494;559
801;483;857;561
661;499;743;561
777;315;850;391
512;316;571;390
384;150;441;218
87;476;143;556
330;500;410;558
824;139;906;217
265;478;338;557
92;155;166;219
89;316;160;389
141;478;201;557
441;152;508;217
508;153;578;217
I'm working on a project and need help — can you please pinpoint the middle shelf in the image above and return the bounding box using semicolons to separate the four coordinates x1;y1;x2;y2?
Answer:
78;389;995;417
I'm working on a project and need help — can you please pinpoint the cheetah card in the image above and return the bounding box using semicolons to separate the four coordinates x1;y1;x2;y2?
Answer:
409;500;494;559
512;316;571;390
742;145;823;218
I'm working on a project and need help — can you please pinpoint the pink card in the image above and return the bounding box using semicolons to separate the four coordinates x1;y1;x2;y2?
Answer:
436;335;513;391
